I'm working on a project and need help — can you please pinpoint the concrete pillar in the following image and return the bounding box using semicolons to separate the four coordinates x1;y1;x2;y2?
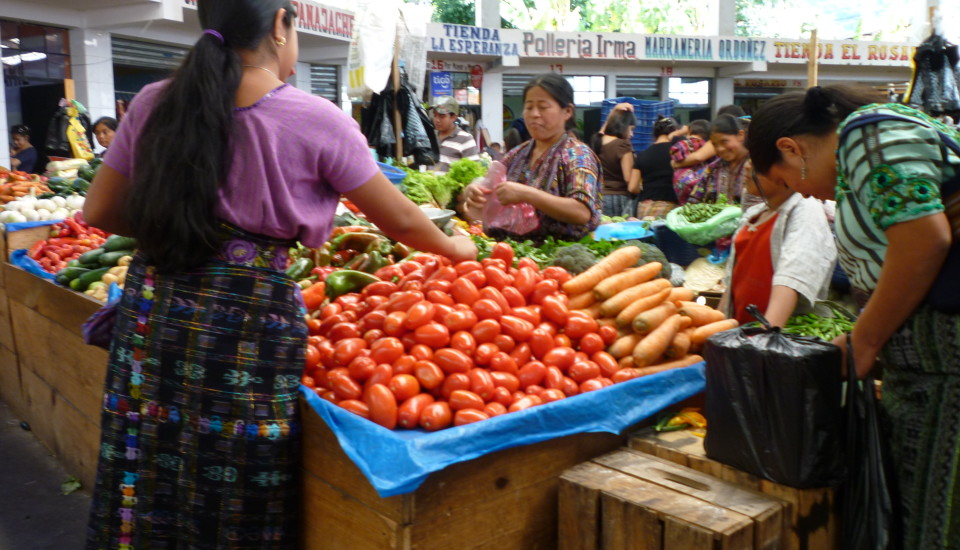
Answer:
481;71;503;144
475;0;500;28
292;61;312;94
659;77;671;101
339;64;351;114
69;28;115;156
710;77;735;117
605;74;617;98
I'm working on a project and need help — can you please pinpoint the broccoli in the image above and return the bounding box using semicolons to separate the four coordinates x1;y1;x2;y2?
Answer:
551;244;598;275
620;240;672;279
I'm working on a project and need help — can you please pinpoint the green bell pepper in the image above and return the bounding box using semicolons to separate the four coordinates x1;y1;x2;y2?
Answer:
325;270;380;299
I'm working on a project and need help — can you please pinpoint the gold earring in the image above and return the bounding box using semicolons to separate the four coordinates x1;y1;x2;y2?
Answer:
801;158;807;180
275;37;286;47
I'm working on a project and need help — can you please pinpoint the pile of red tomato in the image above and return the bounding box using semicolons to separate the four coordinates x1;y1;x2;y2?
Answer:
303;244;626;432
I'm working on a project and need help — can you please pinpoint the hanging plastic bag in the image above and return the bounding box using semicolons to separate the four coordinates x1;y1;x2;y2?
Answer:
66;105;94;161
480;161;539;236
665;204;742;246
839;336;901;549
703;305;845;488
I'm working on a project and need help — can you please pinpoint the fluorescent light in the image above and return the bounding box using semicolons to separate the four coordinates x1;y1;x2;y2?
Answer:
1;52;47;66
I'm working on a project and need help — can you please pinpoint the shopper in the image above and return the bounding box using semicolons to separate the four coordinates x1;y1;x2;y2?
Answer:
632;115;682;219
92;116;118;157
503;128;522;153
461;73;602;241
748;84;959;549
595;108;638;217
431;96;480;173
82;1;475;547
681;115;754;205
670;119;712;204
719;162;836;325
9;124;39;173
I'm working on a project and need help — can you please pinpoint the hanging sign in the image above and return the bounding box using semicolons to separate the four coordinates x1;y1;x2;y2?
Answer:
431;72;453;97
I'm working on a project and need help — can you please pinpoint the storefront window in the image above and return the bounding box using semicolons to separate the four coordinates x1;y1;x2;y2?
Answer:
668;77;709;106
569;75;605;106
1;20;71;85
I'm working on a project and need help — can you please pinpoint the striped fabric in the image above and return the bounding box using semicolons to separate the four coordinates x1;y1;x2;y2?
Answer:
835;104;959;294
434;127;480;173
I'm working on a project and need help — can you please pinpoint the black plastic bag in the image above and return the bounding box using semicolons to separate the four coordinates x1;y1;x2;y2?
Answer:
45;106;93;159
703;307;844;488
840;336;901;549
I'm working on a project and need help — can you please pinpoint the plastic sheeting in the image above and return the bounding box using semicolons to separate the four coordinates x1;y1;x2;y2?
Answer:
300;362;706;497
10;249;57;281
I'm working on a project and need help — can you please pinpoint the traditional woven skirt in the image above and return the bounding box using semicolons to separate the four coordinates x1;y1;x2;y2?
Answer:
86;226;307;549
636;200;679;220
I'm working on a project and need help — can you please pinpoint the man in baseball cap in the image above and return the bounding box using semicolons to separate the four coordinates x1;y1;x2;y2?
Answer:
431;97;479;173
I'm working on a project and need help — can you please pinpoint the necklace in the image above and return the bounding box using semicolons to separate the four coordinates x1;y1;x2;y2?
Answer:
242;64;279;79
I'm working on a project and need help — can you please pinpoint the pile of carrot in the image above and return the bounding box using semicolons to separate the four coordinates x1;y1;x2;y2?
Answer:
0;171;50;204
562;245;738;381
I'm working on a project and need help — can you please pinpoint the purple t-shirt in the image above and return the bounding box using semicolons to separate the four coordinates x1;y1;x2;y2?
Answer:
105;81;379;247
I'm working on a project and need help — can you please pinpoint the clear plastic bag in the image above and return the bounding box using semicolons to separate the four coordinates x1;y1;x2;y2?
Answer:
480;161;539;236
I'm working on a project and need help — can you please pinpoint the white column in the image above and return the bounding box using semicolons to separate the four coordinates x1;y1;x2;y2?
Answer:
0;23;8;168
292;61;312;94
69;28;116;136
659;76;671;101
338;64;351;114
481;72;503;144
475;0;500;28
710;77;735;116
605;74;617;98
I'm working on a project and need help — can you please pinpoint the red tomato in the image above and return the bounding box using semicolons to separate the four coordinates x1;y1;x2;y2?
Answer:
471;319;501;344
529;279;560;305
403;301;436;330
433;348;473;374
401;280;423;293
365;295;389;310
454;408;490;426
400;333;418;352
427;266;457;283
481;258;507;271
542;347;576;371
399;261;421;274
517;257;539;271
529;329;554;360
525;384;545;396
460;269;487;288
320;303;342;319
370;337;404;365
387;291;424;313
580;378;605;393
510;306;541;326
597;325;619;346
472;298;503;321
540;294;570;326
467;368;496;401
541;266;572;285
317;339;336;367
420;402;453;431
365;363;394;389
483;266;512;289
348;356;377;381
393;355;416;375
592;351;621;378
489;242;513;266
302;375;316;389
338;399;370;419
578;333;605;356
450;331;477;356
449;389;485;411
318;389;339;403
612;368;642;383
561;376;580;397
414;322;450;348
365;384;398;429
333;338;367;367
500;286;527;309
317;313;345;337
483;402;508;417
517;360;547;388
306;318;322;336
540;388;566;403
490;371;521;393
432;303;455;322
454;260;483;276
544;366;564;390
362;281;399;297
493;334;516;353
328;369;363;400
500;315;535;342
474;342;500;366
340;310;359;324
414;360;445;390
426;290;455;306
389;374;421;402
490;352;519;375
305;344;321;370
492;385;514;406
441;372;472;399
510;342;532;366
451;278;481;306
509;395;540;413
409;344;433;361
361;310;387;333
513;267;539;297
444;310;479;332
554;334;573;348
383;311;407;337
569;360;601;383
397;393;434;429
479;287;511;315
564;311;599;340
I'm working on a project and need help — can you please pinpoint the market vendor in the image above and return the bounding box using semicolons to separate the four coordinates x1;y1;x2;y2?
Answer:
92;116;117;157
9;124;39;174
748;84;959;549
461;73;602;241
431;96;480;173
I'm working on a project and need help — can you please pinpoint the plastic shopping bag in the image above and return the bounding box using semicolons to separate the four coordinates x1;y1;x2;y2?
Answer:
66;106;94;161
480;161;539;236
665;204;742;246
703;306;845;488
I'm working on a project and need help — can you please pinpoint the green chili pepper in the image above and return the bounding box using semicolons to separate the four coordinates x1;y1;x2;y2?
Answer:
366;251;389;273
391;242;413;261
315;243;334;267
331;232;384;252
365;237;394;256
324;270;381;299
285;257;314;280
343;253;370;271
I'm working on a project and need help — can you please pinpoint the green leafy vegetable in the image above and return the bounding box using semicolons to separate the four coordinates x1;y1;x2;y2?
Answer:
551;244;598;274
446;159;486;187
677;195;730;223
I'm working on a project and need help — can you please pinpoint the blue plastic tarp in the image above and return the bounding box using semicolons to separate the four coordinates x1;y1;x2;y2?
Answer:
300;362;706;497
10;249;57;281
594;221;654;241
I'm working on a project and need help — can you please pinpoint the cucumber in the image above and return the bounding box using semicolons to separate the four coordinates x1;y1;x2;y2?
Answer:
56;266;90;285
103;235;138;252
78;247;106;265
72;178;90;193
78;166;97;181
99;250;134;267
72;267;110;292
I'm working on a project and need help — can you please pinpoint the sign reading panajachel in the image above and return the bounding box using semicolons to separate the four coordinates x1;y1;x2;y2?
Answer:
184;0;354;41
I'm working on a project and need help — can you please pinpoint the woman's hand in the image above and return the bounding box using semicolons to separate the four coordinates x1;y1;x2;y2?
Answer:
613;102;634;113
446;235;479;262
495;181;530;205
462;183;490;221
10;158;20;169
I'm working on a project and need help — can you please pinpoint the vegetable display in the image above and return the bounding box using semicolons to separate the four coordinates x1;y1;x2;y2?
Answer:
55;234;136;299
676;195;730;223
25;213;108;274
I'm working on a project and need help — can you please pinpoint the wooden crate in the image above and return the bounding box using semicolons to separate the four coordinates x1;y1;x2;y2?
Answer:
630;429;838;550
301;405;627;550
5;225;51;261
559;448;785;550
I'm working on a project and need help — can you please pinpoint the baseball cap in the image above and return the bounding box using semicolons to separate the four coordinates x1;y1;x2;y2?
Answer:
431;97;460;115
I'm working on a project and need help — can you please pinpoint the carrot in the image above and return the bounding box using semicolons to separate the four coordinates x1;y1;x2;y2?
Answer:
667;286;695;304
577;303;604;319
562;246;642;295
593;262;662;301
665;331;691;359
678;302;726;326
615;287;671;327
597;317;617;329
633;314;683;367
567;291;596;310
608;333;641;359
629;354;705;378
689;319;740;347
678;316;692;330
632;301;678;334
601;278;672;318
618;355;635;370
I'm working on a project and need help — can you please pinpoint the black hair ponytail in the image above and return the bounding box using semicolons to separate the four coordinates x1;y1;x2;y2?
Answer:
747;84;884;174
652;115;679;138
126;0;295;272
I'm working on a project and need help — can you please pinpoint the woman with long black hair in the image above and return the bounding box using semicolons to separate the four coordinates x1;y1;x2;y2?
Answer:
83;1;475;547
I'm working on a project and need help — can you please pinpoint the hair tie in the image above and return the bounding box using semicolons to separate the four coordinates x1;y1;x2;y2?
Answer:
202;29;224;44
